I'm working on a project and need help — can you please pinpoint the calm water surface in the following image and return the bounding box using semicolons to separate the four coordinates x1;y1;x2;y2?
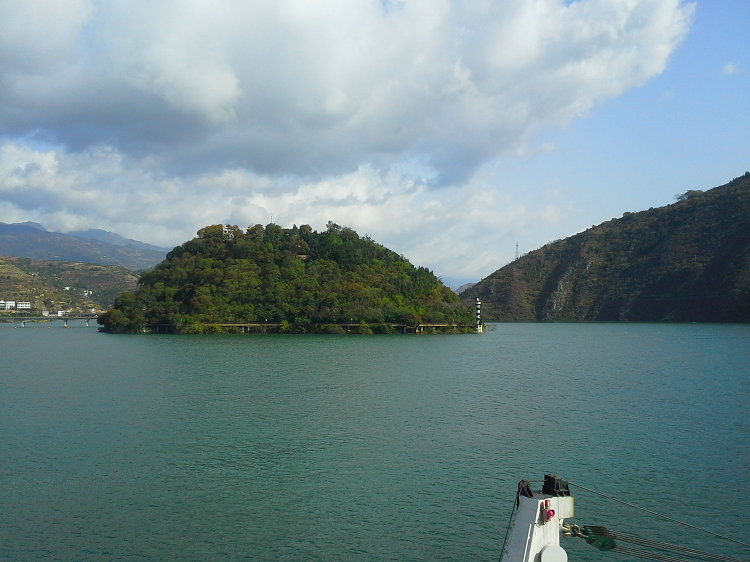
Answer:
1;322;748;560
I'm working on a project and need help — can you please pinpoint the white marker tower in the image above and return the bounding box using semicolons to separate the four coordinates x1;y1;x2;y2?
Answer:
476;297;483;333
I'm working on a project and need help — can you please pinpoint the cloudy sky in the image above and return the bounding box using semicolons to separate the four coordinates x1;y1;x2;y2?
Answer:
1;0;747;287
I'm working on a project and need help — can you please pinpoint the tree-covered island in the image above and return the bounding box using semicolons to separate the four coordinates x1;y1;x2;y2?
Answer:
98;222;475;334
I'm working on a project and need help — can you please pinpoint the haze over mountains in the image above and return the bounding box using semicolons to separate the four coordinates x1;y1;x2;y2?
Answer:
0;222;168;271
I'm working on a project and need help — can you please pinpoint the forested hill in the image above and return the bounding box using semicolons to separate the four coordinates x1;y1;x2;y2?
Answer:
99;222;474;333
461;173;750;322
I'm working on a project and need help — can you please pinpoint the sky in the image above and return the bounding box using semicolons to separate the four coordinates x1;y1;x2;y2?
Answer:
0;0;747;288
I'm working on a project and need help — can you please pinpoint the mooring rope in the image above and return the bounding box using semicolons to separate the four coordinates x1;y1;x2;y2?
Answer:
501;478;748;561
499;480;532;562
498;498;516;562
610;529;745;561
610;544;692;562
567;479;750;550
564;524;748;562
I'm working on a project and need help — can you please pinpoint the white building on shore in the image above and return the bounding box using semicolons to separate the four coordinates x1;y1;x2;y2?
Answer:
1;300;34;310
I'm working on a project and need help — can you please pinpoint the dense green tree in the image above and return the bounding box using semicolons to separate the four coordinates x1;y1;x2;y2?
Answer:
99;223;474;333
97;292;146;332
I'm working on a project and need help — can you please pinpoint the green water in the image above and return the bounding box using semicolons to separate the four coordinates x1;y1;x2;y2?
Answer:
1;323;748;560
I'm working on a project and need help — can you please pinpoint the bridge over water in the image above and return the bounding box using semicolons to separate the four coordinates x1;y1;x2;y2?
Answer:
2;314;99;327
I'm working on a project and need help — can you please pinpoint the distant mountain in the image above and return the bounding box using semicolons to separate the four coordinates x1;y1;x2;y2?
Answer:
461;173;750;322
67;228;169;253
14;221;47;231
455;282;476;294
0;223;168;271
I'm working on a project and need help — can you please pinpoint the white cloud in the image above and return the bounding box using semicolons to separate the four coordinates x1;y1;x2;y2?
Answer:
0;0;696;282
2;0;694;176
721;62;738;76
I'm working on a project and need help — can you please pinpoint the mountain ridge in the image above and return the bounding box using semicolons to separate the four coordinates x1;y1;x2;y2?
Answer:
66;228;169;253
461;173;750;322
0;223;168;271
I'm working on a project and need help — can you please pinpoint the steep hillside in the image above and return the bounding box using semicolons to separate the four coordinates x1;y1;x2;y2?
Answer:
0;223;167;271
462;173;750;322
0;256;138;311
99;223;474;333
